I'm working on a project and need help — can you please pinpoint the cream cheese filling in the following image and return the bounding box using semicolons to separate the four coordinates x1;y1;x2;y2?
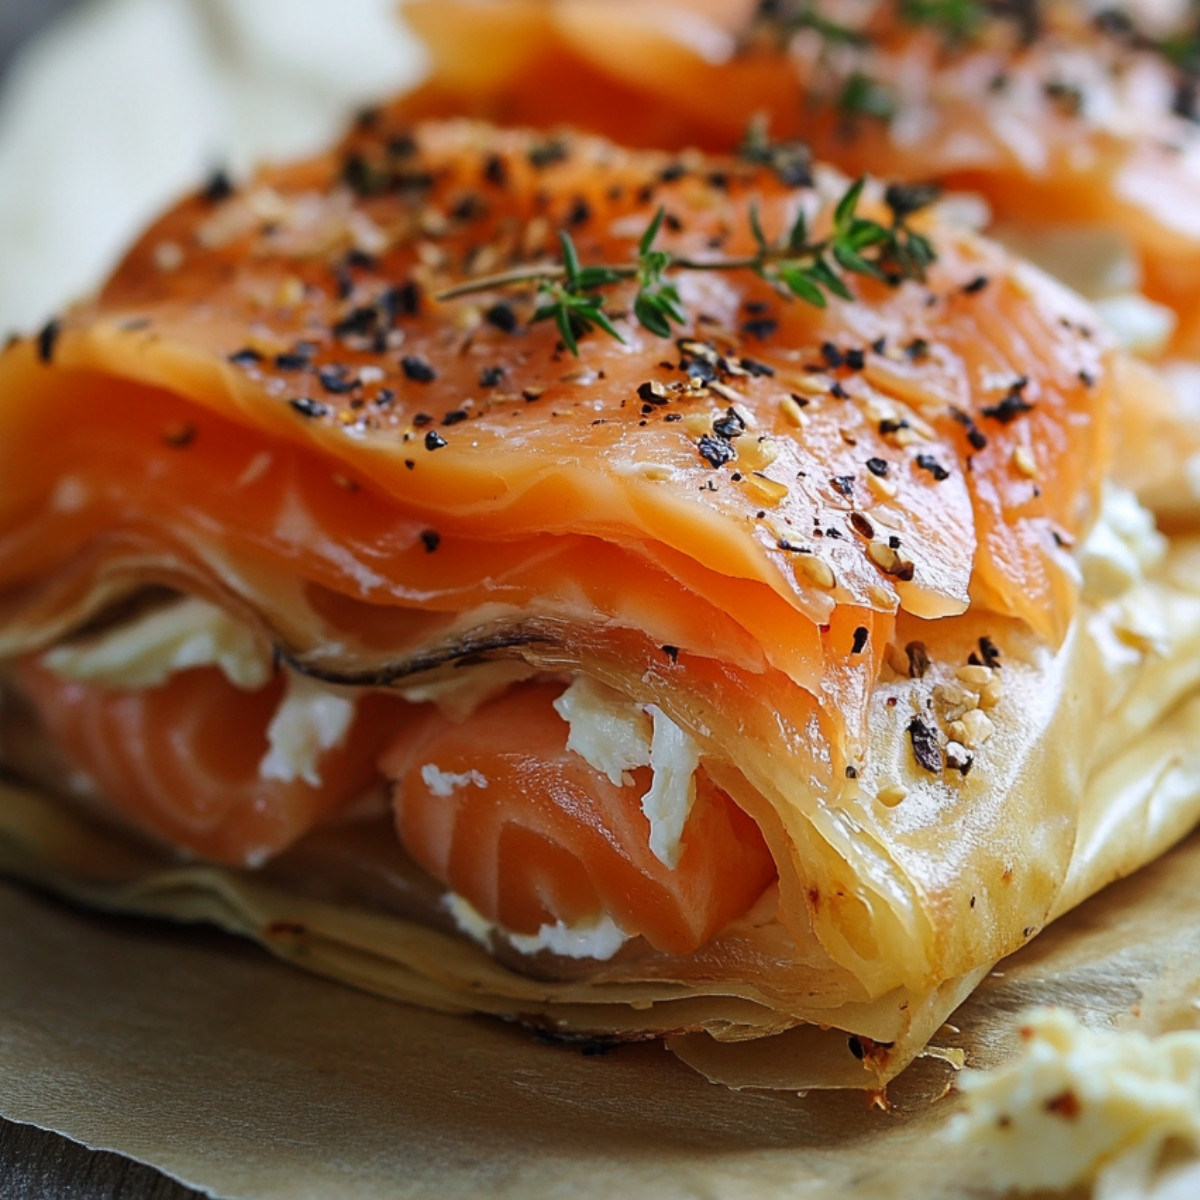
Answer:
946;1009;1200;1194
42;596;273;691
552;675;701;870
1078;483;1168;603
39;596;356;789
442;892;630;962
34;597;708;876
259;672;356;788
993;224;1176;354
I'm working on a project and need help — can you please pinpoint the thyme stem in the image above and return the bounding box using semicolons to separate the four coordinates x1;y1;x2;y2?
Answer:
433;175;938;355
434;253;815;304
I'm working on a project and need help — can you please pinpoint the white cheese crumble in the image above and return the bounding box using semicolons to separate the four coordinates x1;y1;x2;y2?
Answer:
1078;484;1168;603
552;674;652;788
1094;294;1177;357
42;596;363;789
552;676;700;869
993;225;1141;299
419;763;488;798
442;892;629;961
946;1009;1200;1195
507;913;630;961
992;224;1175;354
42;596;273;691
259;670;357;788
642;703;702;869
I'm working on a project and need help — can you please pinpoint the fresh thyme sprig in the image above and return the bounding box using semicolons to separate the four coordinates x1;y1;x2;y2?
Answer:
631;207;687;338
749;0;867;48
530;231;626;356
755;0;1040;52
899;0;987;42
435;179;938;355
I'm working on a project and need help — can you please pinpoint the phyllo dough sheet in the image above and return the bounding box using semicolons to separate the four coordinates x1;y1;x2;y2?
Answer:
0;110;1197;1089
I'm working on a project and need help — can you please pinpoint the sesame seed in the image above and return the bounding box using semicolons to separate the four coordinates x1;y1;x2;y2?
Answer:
850;511;875;538
906;641;930;678
780;395;808;427
739;437;779;470
742;473;788;506
794;554;836;589
1012;446;1038;477
868;540;915;580
866;472;898;500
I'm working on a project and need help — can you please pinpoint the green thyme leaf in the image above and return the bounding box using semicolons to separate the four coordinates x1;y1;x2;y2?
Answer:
444;173;938;355
787;207;809;251
639;206;668;256
634;293;676;338
834;177;867;228
748;202;771;256
900;0;984;41
838;73;896;122
778;266;827;307
585;303;625;343
559;230;583;284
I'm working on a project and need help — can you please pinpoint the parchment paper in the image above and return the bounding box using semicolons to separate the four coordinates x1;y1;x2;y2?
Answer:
5;816;1200;1200
5;4;1200;1197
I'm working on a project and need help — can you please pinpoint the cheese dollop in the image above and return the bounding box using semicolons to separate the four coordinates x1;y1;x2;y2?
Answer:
443;892;629;962
259;671;356;788
947;1009;1200;1194
42;595;357;787
552;675;701;869
994;225;1176;354
42;596;273;690
419;763;488;798
1078;483;1168;603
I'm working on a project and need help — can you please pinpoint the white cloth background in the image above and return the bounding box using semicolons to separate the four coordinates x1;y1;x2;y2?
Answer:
0;0;425;333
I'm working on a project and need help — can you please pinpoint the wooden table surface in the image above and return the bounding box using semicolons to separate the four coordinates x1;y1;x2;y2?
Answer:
0;1119;209;1200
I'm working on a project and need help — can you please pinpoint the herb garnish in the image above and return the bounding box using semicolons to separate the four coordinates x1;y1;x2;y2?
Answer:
750;0;868;48
838;72;896;121
435;179;938;355
738;117;813;187
900;0;986;42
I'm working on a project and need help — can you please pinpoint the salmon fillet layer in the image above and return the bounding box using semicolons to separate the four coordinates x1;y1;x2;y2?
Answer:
3;116;1200;1089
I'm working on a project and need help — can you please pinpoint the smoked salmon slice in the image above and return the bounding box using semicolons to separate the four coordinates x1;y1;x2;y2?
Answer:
0;110;1154;1091
399;0;1200;357
382;680;776;956
14;654;407;866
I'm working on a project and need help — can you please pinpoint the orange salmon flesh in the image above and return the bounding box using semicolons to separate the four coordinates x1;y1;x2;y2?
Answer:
0;112;1112;972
